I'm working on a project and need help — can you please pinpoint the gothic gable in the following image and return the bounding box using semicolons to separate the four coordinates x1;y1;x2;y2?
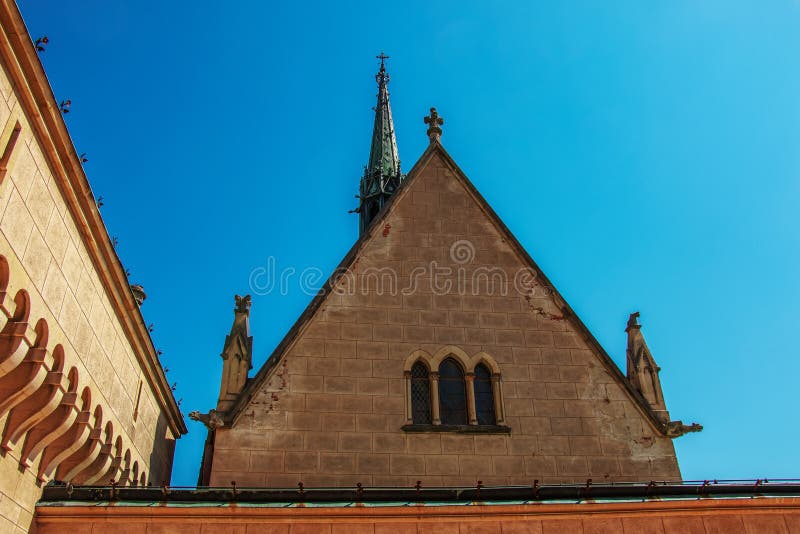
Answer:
209;143;681;486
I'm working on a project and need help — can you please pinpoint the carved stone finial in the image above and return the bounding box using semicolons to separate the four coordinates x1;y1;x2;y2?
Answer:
424;107;444;143
130;284;146;306
234;294;251;314
188;409;225;430
665;420;703;438
625;311;640;332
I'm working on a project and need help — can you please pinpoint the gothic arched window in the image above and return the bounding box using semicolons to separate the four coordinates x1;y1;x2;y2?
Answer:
438;358;468;425
474;363;496;425
410;362;432;424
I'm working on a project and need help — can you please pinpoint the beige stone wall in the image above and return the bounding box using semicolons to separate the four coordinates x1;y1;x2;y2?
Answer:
0;35;176;534
210;149;680;488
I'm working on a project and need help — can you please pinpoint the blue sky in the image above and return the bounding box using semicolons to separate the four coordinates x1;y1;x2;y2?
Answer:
19;0;800;485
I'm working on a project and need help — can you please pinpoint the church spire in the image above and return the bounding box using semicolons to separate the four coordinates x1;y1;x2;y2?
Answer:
358;53;403;234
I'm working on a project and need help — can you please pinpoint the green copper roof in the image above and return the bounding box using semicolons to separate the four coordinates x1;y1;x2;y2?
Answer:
366;54;400;180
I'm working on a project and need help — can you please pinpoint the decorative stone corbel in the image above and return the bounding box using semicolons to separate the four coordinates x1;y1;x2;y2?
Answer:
188;409;225;430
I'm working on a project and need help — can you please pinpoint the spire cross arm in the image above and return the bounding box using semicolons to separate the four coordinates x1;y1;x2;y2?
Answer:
424;107;444;143
375;52;390;83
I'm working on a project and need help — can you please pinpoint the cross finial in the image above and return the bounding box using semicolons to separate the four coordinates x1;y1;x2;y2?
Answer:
424;107;444;143
376;52;390;83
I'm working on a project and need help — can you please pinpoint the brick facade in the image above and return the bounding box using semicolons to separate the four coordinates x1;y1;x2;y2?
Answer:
206;146;681;487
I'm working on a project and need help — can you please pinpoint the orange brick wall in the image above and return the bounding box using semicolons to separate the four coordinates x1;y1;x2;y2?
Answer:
31;497;800;533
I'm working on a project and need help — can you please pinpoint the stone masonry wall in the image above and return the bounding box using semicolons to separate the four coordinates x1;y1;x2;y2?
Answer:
0;50;175;531
209;149;680;488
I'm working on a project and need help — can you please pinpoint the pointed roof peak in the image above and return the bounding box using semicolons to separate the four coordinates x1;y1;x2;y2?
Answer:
358;53;403;234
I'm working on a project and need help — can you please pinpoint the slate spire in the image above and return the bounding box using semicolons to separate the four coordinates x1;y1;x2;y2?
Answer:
358;53;403;234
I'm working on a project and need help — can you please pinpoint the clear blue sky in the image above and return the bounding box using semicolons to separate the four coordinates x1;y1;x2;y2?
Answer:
19;1;800;486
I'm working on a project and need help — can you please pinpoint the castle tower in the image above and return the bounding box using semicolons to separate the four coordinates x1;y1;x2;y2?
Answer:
358;53;403;234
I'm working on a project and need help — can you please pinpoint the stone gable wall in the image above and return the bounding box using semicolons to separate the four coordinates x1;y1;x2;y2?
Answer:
210;150;680;488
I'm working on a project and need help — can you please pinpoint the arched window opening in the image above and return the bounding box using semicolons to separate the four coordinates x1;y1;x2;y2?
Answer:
474;363;496;425
438;358;467;425
410;362;432;424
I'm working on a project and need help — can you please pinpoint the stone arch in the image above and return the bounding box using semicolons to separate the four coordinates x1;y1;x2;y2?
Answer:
430;345;471;370
469;352;505;425
403;350;433;424
468;351;501;375
404;346;506;427
403;349;432;372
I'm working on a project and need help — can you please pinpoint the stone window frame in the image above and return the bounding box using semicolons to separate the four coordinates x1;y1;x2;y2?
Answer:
402;346;510;434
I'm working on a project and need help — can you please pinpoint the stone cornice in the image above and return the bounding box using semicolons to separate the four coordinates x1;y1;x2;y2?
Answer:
0;0;186;435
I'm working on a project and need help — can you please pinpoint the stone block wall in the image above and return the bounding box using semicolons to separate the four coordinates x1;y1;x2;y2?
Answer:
0;4;183;531
209;148;680;488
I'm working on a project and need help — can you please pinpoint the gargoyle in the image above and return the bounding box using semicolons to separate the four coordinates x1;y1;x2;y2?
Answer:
188;409;225;430
665;420;703;438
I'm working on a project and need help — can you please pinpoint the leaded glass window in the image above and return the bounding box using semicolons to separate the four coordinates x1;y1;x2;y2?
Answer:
474;363;496;425
438;358;467;425
410;362;432;424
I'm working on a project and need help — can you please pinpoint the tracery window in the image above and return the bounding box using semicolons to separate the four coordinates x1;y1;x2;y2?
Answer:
438;358;468;425
403;348;507;433
474;363;496;425
410;361;432;424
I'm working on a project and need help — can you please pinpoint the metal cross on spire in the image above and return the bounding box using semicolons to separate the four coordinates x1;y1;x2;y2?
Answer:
376;52;390;83
424;107;444;143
